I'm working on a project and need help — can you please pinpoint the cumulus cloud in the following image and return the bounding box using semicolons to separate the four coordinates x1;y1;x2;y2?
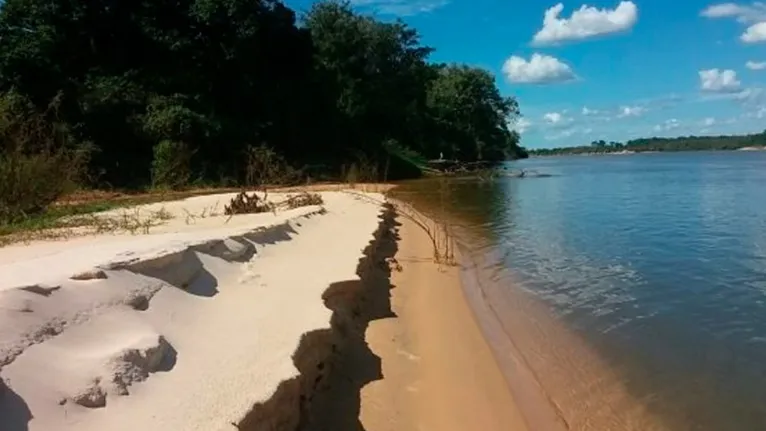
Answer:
702;3;766;42
742;22;766;42
502;54;576;84
532;1;638;45
746;60;766;69
701;2;766;23
703;117;716;126
617;105;646;118
699;69;741;92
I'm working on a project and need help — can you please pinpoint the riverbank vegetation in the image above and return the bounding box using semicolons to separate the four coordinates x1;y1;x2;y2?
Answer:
0;0;525;226
530;132;766;156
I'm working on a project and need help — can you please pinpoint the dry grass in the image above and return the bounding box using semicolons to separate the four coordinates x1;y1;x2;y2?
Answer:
0;205;177;247
1;182;394;248
283;192;323;210
341;190;457;267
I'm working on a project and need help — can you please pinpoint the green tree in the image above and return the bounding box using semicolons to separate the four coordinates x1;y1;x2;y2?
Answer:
426;64;522;161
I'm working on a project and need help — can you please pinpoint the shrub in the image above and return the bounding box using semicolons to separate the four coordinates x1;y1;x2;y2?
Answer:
244;144;301;187
151;140;193;190
0;149;86;223
0;92;87;224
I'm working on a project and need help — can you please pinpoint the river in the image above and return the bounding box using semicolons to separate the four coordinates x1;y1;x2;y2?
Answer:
392;151;766;430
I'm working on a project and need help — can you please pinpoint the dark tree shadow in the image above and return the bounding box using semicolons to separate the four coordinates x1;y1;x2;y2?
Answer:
0;379;32;431
298;204;400;431
237;204;401;431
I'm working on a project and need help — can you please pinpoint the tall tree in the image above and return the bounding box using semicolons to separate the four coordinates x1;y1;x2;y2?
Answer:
426;64;522;161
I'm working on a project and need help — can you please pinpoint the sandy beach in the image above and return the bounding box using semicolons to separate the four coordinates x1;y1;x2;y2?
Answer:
0;189;528;431
361;213;528;431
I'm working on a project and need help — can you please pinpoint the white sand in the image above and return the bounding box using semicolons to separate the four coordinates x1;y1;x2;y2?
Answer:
0;191;384;431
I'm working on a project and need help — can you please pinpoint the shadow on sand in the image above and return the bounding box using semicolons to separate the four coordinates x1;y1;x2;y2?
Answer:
237;204;400;431
0;379;32;431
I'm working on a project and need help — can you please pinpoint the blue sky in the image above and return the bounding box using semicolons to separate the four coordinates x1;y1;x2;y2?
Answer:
285;0;766;149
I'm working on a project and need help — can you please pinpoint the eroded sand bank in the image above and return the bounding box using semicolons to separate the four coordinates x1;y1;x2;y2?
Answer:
0;191;386;430
301;208;529;431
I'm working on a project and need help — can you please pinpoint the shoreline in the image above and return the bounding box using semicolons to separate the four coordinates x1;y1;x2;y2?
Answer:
355;210;529;430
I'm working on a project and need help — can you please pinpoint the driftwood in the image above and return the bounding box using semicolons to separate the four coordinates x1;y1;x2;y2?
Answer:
424;159;498;175
284;192;323;209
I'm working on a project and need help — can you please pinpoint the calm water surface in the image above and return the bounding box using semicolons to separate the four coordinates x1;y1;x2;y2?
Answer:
394;151;766;430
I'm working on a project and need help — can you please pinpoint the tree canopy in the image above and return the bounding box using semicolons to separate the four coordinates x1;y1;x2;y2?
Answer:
0;0;526;190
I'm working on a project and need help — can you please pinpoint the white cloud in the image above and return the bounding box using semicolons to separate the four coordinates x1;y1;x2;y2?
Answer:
702;3;766;42
742;22;766;42
532;1;638;45
746;60;766;69
350;0;448;15
654;118;680;132
513;117;533;133
703;117;716;126
701;2;766;23
544;112;564;123
735;87;765;104
699;68;741;93
502;54;576;84
542;112;576;129
617;105;646;118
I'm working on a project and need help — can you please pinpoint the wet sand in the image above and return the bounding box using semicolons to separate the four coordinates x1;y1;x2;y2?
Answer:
305;209;529;430
364;213;527;430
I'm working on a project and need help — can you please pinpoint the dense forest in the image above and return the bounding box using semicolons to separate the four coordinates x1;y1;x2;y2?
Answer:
529;133;766;156
0;0;526;222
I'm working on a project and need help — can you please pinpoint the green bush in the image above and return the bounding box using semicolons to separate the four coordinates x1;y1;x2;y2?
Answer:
151;140;193;190
0;149;85;223
0;92;87;224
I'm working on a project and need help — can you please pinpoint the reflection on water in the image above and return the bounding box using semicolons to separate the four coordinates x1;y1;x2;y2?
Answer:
392;151;766;431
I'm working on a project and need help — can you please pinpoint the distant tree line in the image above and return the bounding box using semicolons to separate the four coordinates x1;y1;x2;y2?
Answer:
0;0;526;198
529;133;766;156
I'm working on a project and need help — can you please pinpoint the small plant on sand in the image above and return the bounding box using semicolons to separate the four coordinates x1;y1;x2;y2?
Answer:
80;207;169;235
180;202;221;225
